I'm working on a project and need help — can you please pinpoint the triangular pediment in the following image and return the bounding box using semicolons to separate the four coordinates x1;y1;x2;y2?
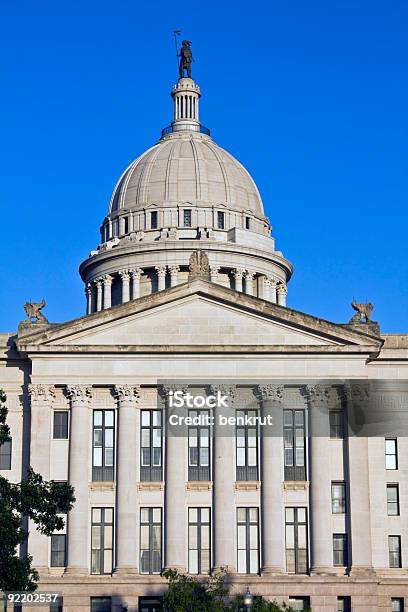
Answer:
16;280;383;354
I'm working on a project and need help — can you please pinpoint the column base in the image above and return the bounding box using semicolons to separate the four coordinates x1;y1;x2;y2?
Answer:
113;566;139;576
311;566;339;576
349;566;376;578
64;566;88;576
213;565;236;574
164;565;186;573
262;565;285;575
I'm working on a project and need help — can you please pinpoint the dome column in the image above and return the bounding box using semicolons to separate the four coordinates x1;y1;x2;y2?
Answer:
244;271;255;296
102;275;113;309
233;268;244;292
85;283;95;315
95;278;103;312
169;265;180;288
269;278;278;304
130;268;142;300
155;265;167;291
277;283;287;307
119;270;131;303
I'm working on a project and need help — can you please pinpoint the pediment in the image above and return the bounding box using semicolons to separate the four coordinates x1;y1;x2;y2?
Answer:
16;280;382;354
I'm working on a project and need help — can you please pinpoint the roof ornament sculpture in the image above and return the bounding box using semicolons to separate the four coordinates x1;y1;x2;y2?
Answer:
174;31;194;79
24;298;48;324
349;299;374;324
188;250;210;281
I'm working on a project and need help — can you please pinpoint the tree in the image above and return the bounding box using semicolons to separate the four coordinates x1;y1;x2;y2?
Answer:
161;568;295;611
0;389;75;592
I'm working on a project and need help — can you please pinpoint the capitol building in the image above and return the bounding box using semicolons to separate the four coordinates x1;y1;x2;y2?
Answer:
1;48;408;612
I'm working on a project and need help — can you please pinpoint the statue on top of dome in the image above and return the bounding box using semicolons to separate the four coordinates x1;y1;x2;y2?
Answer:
179;40;193;79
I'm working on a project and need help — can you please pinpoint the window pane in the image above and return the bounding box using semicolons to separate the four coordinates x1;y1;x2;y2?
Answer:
103;549;112;573
105;448;114;466
237;508;246;522
248;447;257;466
189;508;198;522
201;508;210;523
153;411;161;426
105;411;114;426
237;549;246;573
92;526;101;549
237;525;246;548
152;429;162;447
153;508;161;523
237;447;245;466
249;508;258;522
249;549;258;573
105;429;114;447
104;525;113;547
93;448;102;466
94;429;103;446
94;411;103;426
189;525;198;548
189;550;198;573
140;525;150;549
297;508;306;523
142;411;150;426
285;508;294;522
200;447;209;466
141;508;149;523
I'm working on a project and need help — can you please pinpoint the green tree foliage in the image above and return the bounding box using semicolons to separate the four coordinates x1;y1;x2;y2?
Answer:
161;568;295;611
0;389;75;591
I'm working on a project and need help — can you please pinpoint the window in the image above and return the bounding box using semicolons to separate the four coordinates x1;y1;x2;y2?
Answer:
386;439;398;470
389;535;402;568
188;507;211;574
50;534;66;567
0;438;12;470
333;534;348;567
139;597;163;612
392;598;404;612
50;597;63;612
141;410;163;481
217;211;225;229
329;410;344;439
90;597;111;612
236;410;258;480
140;508;162;574
92;410;115;481
123;216;129;234
337;596;351;612
183;209;192;227
387;485;400;516
245;216;250;229
332;482;346;514
237;507;259;574
151;210;158;229
188;410;210;481
91;508;114;574
285;507;308;574
284;409;306;481
53;411;69;439
288;597;310;611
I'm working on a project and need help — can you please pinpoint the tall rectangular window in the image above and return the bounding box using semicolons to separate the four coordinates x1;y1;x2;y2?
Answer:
288;597;310;611
333;534;348;567
53;411;69;439
140;410;162;481
50;534;66;567
387;484;400;516
237;507;259;574
386;439;398;470
50;597;63;612
151;210;158;229
236;410;258;481
217;211;225;229
285;507;308;574
91;508;114;575
329;410;344;439
90;597;112;612
140;508;162;574
332;482;346;514
123;216;129;234
392;598;404;612
284;409;306;481
337;596;351;612
92;410;115;481
188;410;210;481
188;507;211;574
245;216;251;230
0;439;12;470
183;209;192;227
389;535;402;568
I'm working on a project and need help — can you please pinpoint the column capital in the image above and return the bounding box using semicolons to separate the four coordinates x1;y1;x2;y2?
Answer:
276;282;287;294
169;264;180;274
118;269;130;280
129;267;143;279
305;384;342;409
244;270;255;280
28;384;56;404
85;283;92;296
209;384;236;407
94;277;103;287
101;274;113;287
65;385;93;405
233;267;245;279
155;265;167;276
114;384;141;405
256;384;284;403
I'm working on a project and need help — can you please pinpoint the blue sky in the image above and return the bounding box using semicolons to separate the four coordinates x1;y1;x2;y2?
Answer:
0;0;407;332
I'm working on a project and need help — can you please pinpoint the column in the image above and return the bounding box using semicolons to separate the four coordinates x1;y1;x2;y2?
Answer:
347;384;374;576
155;265;167;291
119;270;131;303
233;268;244;292
269;278;278;303
257;384;285;574
28;384;56;573
307;384;337;575
114;385;140;574
277;283;287;306
262;277;271;301
211;384;236;571
85;283;94;315
65;385;92;574
244;271;255;295
102;274;113;309
163;385;186;571
210;265;220;284
95;279;103;312
130;268;142;300
169;265;180;288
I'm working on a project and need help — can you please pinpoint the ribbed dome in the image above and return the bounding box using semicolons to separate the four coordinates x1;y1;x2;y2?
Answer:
109;131;265;218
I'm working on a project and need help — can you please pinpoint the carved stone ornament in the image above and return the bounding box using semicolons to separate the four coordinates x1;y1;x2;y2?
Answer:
65;385;93;403
24;299;48;324
188;250;210;281
305;384;332;406
257;384;284;403
350;299;374;323
28;384;56;403
114;385;141;404
209;384;236;407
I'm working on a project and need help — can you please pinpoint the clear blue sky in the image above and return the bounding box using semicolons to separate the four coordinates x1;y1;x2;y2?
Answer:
1;0;407;332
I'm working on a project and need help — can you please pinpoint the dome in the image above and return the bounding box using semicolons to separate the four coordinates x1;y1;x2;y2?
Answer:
109;130;265;219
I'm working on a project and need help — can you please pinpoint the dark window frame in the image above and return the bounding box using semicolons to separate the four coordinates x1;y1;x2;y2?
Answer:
92;410;115;482
245;216;251;230
391;597;404;612
236;409;258;481
150;210;158;229
188;507;211;574
188;410;210;481
140;507;162;574
0;438;12;470
91;507;114;575
53;411;69;439
284;409;306;481
50;534;66;567
333;533;348;567
389;535;402;568
337;596;351;612
140;410;163;481
331;481;346;514
285;507;308;574
217;211;225;229
183;209;192;227
90;597;112;612
237;507;260;574
386;438;398;470
329;410;344;439
387;484;400;516
50;596;63;612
